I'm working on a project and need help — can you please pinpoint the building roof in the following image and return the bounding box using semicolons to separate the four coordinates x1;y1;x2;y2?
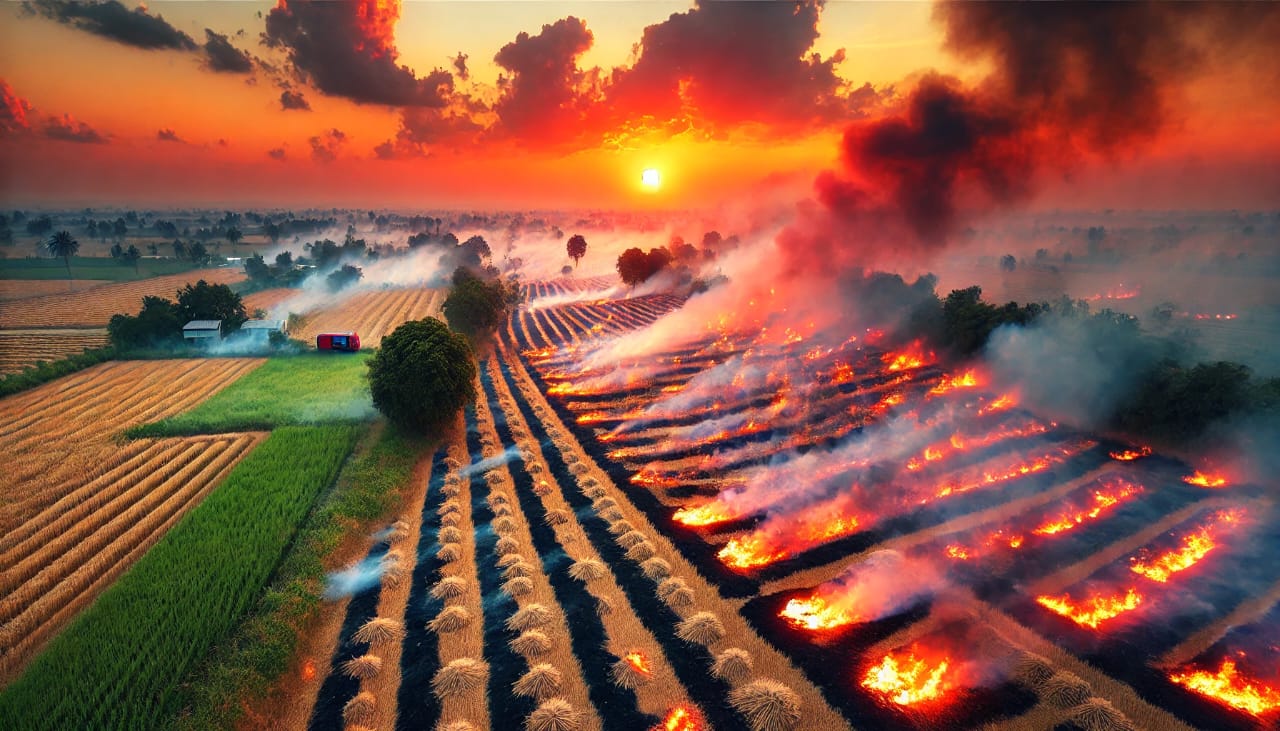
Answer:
242;319;286;330
183;320;223;330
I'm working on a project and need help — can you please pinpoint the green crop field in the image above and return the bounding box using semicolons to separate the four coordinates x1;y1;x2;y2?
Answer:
0;256;206;281
0;426;359;731
128;353;375;436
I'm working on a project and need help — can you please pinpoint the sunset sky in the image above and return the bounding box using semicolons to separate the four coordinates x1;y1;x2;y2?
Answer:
1;1;1278;211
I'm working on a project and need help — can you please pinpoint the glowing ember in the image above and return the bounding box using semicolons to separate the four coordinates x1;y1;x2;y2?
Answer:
1032;480;1143;536
944;528;1024;561
1129;509;1242;583
659;706;701;731
862;648;954;706
577;411;611;424
780;595;856;630
1183;471;1228;488
672;503;733;527
1109;446;1152;461
945;545;970;560
718;534;789;569
1036;587;1143;628
929;370;980;395
301;658;316;681
624;651;652;675
829;361;855;385
1169;658;1280;717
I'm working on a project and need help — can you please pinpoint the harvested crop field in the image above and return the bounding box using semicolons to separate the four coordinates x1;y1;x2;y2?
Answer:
0;280;113;301
0;329;109;375
293;287;442;347
0;268;244;328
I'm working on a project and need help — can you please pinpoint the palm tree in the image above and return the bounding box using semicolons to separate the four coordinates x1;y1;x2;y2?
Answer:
46;230;79;290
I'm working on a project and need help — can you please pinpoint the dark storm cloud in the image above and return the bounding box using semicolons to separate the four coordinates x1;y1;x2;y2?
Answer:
203;28;253;73
491;16;596;142
309;128;347;163
25;0;196;51
267;146;286;161
280;89;311;111
262;0;454;107
603;0;856;131
44;114;107;143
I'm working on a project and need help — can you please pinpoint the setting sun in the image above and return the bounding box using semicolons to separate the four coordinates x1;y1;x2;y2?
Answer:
641;168;662;190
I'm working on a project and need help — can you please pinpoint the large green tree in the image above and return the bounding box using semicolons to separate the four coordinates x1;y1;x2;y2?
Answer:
176;280;248;330
442;267;510;340
368;318;477;433
46;230;79;289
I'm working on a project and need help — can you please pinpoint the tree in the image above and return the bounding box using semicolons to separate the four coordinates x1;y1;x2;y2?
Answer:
566;234;587;268
109;242;124;259
442;267;510;341
225;226;242;247
367;317;477;433
108;296;183;349
176;280;247;330
327;263;363;292
275;250;293;269
187;241;209;264
1000;254;1017;272
46;231;79;289
243;253;271;283
123;245;142;275
617;247;650;287
172;240;186;259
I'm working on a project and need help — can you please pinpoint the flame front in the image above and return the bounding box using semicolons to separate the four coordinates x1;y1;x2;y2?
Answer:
673;502;733;527
1183;471;1228;488
1129;509;1241;583
862;648;953;706
1169;658;1280;717
881;342;933;372
1032;480;1143;536
779;595;856;631
1036;587;1143;628
928;369;980;395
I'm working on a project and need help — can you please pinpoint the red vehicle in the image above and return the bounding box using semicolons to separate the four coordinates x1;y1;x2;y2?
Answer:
317;332;361;352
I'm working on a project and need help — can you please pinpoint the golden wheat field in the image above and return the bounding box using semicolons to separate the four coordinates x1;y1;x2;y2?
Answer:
0;268;244;328
293;288;443;347
0;329;110;375
242;287;298;314
0;280;113;301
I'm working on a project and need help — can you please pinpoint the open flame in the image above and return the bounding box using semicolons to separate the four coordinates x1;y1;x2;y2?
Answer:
881;342;933;372
931;440;1094;501
659;706;701;731
977;393;1017;415
672;502;733;527
862;647;954;706
779;595;856;631
1036;587;1143;628
718;533;790;569
1109;446;1152;461
1032;479;1143;536
1169;658;1280;717
928;369;980;395
1129;509;1242;583
1183;471;1228;488
624;651;652;676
